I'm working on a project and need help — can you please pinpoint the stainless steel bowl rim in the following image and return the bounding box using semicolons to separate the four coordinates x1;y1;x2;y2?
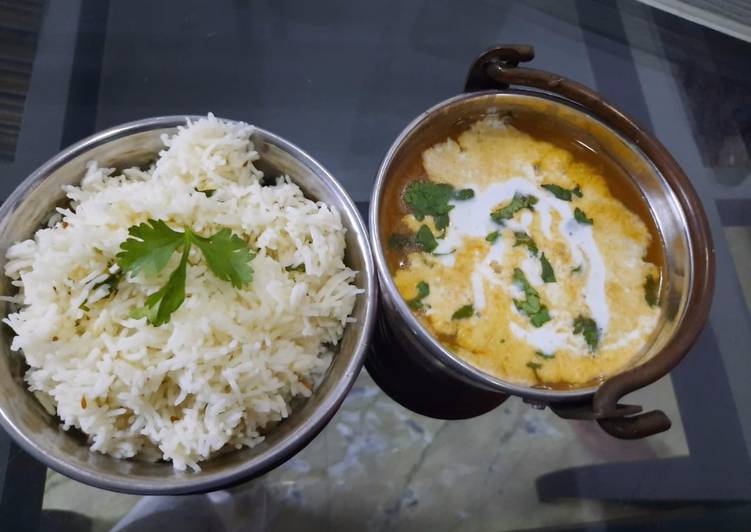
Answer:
0;116;377;494
369;90;689;403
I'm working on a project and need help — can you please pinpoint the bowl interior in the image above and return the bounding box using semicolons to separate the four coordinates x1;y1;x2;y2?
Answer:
371;91;693;400
0;118;374;493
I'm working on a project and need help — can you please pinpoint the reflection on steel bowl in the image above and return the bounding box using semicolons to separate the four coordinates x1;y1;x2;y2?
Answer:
368;45;714;439
0;116;376;494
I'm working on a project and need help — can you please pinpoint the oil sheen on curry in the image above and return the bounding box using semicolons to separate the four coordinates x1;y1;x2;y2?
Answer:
382;115;663;388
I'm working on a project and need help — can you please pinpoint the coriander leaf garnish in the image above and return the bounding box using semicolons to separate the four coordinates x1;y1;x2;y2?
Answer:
526;361;542;370
512;268;551;327
191;229;254;288
574;207;593;225
490;193;538;224
402;183;473;232
573;315;599;352
403;181;455;221
415;224;438;253
132;246;189;327
451;304;474;320
644;274;659;307
541;183;582;201
78;269;123;314
408;281;430;310
513;232;538;256
286;264;306;273
116;219;184;278
434;213;450;231
117;219;254;326
529;307;551;327
485;231;499;243
93;271;123;295
453;188;475;200
540;253;556;283
572;264;583;273
535;351;555;359
409;299;423;310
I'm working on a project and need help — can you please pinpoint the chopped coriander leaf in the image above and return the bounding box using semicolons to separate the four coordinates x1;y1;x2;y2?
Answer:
453;188;475;200
403;181;455;221
574;207;593;225
572;264;583;273
415;281;430;299
408;281;430;310
541;183;570;200
286;264;306;273
535;351;555;359
490;193;538;224
512;268;532;291
573;315;599;352
540;253;556;283
530;307;551;327
485;231;499;243
92;271;123;296
541;183;582;201
644;274;659;307
76;271;120;313
526;361;542;370
513;232;538;256
415;225;438;252
451;304;474;320
434;213;450;231
388;233;413;249
512;268;552;327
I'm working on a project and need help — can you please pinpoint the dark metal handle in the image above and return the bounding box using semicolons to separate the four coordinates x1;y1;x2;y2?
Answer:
464;45;684;439
597;410;671;439
465;44;535;91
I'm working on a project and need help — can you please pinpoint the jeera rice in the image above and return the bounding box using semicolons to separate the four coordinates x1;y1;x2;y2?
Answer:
3;114;360;470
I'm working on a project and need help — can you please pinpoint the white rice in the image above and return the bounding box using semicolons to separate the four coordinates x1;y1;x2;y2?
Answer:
3;114;360;471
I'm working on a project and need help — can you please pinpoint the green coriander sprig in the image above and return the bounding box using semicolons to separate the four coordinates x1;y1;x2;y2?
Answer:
116;219;255;326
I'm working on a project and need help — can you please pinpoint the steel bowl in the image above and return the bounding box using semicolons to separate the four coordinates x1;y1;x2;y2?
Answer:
0;116;376;494
367;45;714;439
